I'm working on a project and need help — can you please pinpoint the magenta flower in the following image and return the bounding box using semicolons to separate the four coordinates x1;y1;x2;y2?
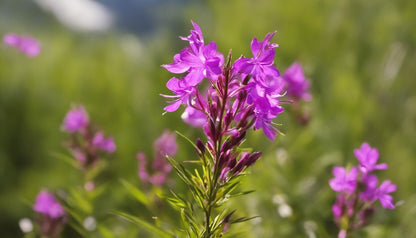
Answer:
329;166;358;194
63;105;89;132
233;31;279;79
374;180;397;209
354;142;388;174
359;174;379;202
246;76;285;140
93;132;116;153
163;77;197;112
33;190;65;219
137;130;177;187
330;142;396;235
3;33;41;57
162;21;224;86
154;130;178;158
282;62;311;101
181;106;207;127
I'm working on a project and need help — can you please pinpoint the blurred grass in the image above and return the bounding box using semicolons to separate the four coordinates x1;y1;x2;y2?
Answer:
0;0;416;237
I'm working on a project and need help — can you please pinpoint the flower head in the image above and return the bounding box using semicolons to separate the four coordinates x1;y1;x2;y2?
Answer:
162;21;224;86
63;105;89;132
329;166;358;194
154;130;178;158
137;130;177;187
163;77;197;112
374;180;397;209
3;33;41;57
93;132;116;153
282;62;311;101
233;31;279;79
33;190;65;219
354;142;388;174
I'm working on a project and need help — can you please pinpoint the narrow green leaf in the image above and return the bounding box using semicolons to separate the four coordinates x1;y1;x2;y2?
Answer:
98;225;114;238
51;151;79;169
175;130;197;148
112;211;173;238
119;179;150;206
231;215;260;224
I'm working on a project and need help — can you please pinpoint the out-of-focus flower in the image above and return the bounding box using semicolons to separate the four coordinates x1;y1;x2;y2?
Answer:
137;130;177;187
282;62;311;101
63;105;89;132
354;142;388;174
62;104;115;173
33;190;65;219
33;190;66;238
330;142;396;235
329;166;358;194
154;130;178;158
93;132;116;153
374;180;397;209
3;33;41;57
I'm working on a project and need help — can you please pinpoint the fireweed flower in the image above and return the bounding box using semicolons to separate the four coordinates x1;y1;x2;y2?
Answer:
62;105;115;172
33;190;66;238
163;77;197;112
162;21;224;86
233;31;279;78
63;105;89;132
282;61;311;101
329;166;358;194
354;142;388;174
163;21;285;140
3;33;41;57
329;142;396;237
93;132;116;153
181;105;207;127
137;130;177;187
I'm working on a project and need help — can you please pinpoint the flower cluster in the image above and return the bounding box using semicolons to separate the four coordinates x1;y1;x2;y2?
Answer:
3;33;41;57
33;190;66;238
329;142;396;237
162;21;284;141
62;105;116;172
137;130;177;187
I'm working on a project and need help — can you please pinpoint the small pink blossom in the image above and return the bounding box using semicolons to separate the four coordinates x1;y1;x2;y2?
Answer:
33;190;65;219
63;105;89;132
3;33;41;57
93;132;116;153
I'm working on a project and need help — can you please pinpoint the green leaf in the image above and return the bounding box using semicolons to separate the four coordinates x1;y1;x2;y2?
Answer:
51;151;80;169
119;179;150;206
98;225;114;238
68;188;93;214
175;130;197;148
230;215;260;224
112;211;174;238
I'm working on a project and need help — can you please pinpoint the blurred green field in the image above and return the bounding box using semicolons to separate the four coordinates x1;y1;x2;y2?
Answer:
1;0;415;237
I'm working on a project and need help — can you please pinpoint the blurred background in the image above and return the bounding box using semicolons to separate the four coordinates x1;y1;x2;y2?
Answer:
0;0;415;237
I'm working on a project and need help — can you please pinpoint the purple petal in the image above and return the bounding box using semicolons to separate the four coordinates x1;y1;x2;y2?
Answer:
3;33;20;47
379;194;395;209
250;38;261;56
257;48;275;65
164;99;183;112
